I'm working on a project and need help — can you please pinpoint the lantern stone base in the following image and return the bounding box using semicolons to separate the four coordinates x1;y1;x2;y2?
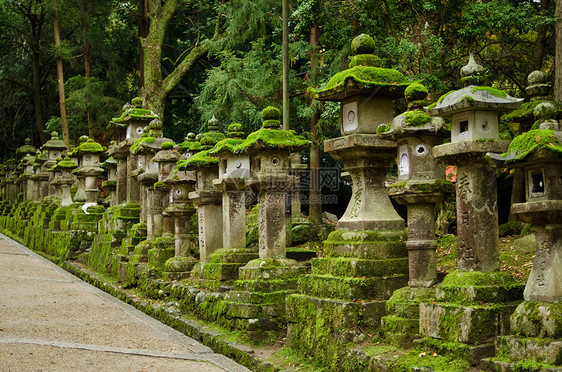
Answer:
380;286;437;347
218;258;305;341
162;256;198;281
190;248;259;285
285;229;408;367
419;271;524;364
147;233;176;270
480;302;562;369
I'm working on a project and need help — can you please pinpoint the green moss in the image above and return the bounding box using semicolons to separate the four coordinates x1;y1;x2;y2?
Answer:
51;157;78;170
351;34;376;54
262;119;281;129
472;86;508;98
437;91;453;104
160;141;174;150
405;83;428;101
101;180;116;188
200;131;226;148
130;136;156;154
501;100;551;123
513;358;556;372
403;110;432;127
348;54;382;68
180;140;202;151
75;139;104;153
502;129;562;162
262;106;281;120
177;149;218;170
234;128;308;153
208;138;243;155
312;66;410;96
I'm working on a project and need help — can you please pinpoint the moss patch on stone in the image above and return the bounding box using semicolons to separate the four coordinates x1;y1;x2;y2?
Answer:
472;86;508;98
234;128;308;153
502;129;562;162
311;66;410;96
403;110;432;127
130;136;156;154
177;149;219;170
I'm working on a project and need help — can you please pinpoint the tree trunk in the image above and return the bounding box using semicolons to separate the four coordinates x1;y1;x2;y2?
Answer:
308;23;322;225
138;0;149;95
555;0;562;102
81;0;94;138
53;0;70;150
533;0;549;71
32;56;46;144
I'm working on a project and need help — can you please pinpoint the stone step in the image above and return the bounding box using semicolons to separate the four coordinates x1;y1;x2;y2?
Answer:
298;273;408;302
381;315;419;334
202;262;246;281
207;248;258;264
495;336;562;365
311;257;408;277
414;337;495;366
224;290;291;304
419;302;518;345
235;278;299;293
225;301;285;319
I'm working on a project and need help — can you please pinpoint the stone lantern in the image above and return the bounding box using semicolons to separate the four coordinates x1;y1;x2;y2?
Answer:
73;138;105;211
484;106;562;369
220;107;308;340
419;55;525;358
50;157;78;208
20;153;37;202
195;123;256;283
33;150;49;200
152;140;178;235
182;116;226;265
107;97;157;206
286;34;410;360
377;83;451;346
42;132;68;196
101;155;118;206
16;138;37;160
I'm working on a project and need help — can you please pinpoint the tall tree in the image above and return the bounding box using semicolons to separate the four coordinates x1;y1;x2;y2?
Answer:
555;0;562;102
52;0;70;150
81;0;94;138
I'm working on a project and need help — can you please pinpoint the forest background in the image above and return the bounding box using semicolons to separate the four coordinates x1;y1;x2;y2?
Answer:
0;0;560;219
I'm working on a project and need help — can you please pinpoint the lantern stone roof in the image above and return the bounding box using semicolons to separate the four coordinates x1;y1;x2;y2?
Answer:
488;129;562;166
378;83;448;139
42;132;67;151
101;157;117;168
429;55;522;116
208;123;246;156
108;97;158;129
16;138;37;158
310;34;411;101
51;156;78;170
233;107;308;154
74;138;105;154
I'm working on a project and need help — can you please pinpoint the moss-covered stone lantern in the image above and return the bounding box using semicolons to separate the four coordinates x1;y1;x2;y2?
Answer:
418;55;525;359
377;83;452;346
218;107;308;340
101;155;117;206
19;153;37;202
73;138;105;210
181;116;226;264
50;157;78;208
33;150;49;200
192;123;257;283
42;132;68;196
160;150;198;280
107;97;157;205
484;106;562;369
286;34;410;362
16;138;37;160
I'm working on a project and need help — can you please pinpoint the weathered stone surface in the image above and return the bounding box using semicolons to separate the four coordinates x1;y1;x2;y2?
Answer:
511;302;562;339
